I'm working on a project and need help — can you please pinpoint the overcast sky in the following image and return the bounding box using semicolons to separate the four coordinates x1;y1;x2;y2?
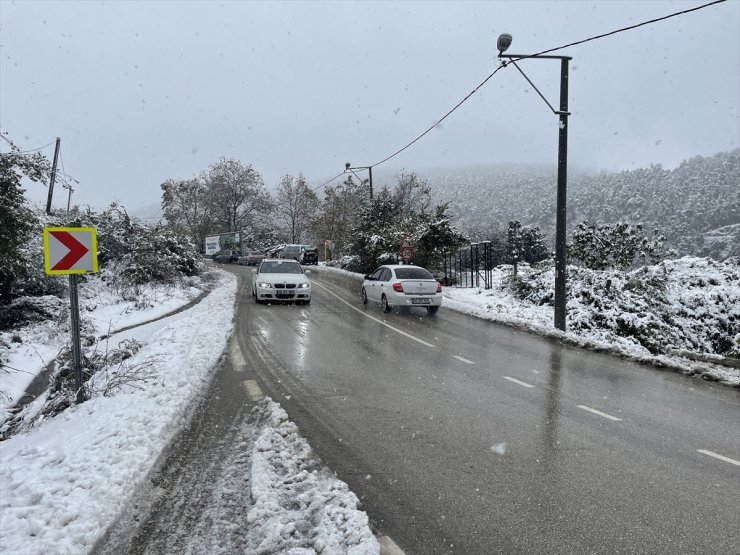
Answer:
1;0;738;212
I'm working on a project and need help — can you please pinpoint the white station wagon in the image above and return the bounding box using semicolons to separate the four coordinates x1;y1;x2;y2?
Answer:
361;265;442;315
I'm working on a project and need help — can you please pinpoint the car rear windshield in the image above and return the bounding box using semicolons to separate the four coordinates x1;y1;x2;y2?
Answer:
260;261;302;273
394;267;434;280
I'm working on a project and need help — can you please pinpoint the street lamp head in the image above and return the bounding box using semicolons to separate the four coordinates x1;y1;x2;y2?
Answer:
497;33;512;55
345;162;351;170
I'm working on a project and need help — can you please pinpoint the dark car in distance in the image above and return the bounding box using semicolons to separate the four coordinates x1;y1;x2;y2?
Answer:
300;246;319;265
213;249;240;264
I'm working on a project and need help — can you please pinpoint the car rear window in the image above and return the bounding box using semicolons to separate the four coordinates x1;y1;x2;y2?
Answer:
394;267;434;280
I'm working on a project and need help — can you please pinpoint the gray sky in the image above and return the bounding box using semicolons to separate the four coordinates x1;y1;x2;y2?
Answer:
1;0;738;212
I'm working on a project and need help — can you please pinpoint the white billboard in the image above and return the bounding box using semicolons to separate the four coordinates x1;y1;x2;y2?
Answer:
205;232;240;256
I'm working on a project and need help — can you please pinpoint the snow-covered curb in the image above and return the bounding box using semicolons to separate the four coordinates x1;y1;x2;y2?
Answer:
316;263;740;387
248;399;379;554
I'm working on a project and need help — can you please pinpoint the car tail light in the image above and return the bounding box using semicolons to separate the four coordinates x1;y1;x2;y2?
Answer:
436;282;442;293
392;283;404;293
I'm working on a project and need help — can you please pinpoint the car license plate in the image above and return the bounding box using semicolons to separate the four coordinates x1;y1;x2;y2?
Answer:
412;298;431;305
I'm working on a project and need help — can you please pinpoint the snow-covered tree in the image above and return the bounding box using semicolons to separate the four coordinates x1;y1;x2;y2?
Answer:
569;221;667;270
204;157;272;235
274;173;320;244
0;142;49;303
161;177;211;251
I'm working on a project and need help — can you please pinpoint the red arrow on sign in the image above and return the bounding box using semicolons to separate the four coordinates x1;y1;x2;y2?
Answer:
50;231;89;271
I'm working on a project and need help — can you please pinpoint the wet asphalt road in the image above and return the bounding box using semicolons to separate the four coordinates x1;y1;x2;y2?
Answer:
235;264;740;554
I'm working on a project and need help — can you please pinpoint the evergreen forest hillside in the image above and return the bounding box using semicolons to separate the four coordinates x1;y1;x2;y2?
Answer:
411;149;739;260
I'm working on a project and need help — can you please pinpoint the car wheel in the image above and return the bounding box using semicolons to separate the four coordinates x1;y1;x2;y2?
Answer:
381;294;391;313
427;305;440;315
361;287;368;305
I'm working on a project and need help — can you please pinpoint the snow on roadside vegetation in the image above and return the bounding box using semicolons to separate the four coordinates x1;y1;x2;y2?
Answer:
0;270;379;554
321;257;740;387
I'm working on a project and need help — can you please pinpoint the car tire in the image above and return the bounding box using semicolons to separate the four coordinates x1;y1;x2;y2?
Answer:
361;288;368;305
381;294;391;313
427;305;440;315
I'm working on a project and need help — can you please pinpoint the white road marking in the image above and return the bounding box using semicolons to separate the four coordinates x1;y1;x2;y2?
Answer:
577;405;622;421
312;281;435;348
503;376;535;388
241;380;264;401
378;535;406;555
230;338;246;369
697;449;740;467
452;355;475;364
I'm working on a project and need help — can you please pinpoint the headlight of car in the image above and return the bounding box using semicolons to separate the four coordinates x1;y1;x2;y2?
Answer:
298;282;310;288
257;282;272;288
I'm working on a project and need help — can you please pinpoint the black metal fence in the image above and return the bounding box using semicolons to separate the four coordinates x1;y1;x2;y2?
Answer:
442;242;495;289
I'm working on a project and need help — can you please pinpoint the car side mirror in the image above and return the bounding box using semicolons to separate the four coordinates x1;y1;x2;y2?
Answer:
252;269;257;274
304;269;311;275
364;275;371;280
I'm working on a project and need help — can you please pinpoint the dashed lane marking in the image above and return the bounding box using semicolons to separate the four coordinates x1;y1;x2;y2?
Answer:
230;338;246;370
241;380;264;402
452;355;475;364
312;281;435;348
697;449;740;467
378;535;406;555
503;376;535;388
577;405;622;422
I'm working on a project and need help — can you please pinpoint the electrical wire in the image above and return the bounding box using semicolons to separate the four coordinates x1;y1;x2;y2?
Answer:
516;0;726;61
371;64;506;168
310;170;347;193
1;139;56;155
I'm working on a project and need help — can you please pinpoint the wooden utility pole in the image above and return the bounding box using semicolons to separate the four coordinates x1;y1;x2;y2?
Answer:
46;137;61;214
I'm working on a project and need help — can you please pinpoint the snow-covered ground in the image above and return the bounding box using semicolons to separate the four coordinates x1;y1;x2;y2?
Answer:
1;256;737;554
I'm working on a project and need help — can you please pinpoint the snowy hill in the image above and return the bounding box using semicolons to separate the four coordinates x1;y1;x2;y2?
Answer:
403;149;739;260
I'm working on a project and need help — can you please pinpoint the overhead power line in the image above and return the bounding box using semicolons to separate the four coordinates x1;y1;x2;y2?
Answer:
311;170;347;193
342;0;727;178
523;0;726;60
0;138;57;155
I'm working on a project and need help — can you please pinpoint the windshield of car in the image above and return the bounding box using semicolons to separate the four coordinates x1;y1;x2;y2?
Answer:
259;261;302;274
394;267;434;280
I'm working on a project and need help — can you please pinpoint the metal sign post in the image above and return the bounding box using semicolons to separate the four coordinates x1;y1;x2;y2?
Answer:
43;227;98;403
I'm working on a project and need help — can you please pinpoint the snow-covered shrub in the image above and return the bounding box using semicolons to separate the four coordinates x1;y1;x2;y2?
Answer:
507;257;739;357
325;255;362;273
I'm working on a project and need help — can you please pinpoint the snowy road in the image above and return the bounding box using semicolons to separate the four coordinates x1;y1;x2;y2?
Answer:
235;265;740;554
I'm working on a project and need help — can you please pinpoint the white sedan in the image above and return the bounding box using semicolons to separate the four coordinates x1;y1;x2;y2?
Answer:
252;259;311;304
361;265;442;315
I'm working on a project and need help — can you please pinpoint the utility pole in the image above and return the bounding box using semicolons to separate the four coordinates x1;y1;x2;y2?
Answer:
64;184;74;212
498;34;571;331
46;137;61;214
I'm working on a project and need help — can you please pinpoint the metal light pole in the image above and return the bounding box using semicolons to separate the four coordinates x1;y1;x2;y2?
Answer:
498;34;571;331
